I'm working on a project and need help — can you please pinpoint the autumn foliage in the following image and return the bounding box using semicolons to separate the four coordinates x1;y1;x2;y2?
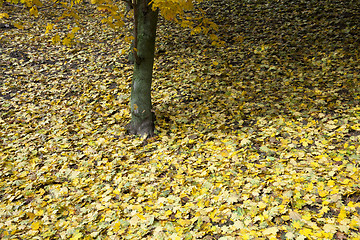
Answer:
1;0;360;239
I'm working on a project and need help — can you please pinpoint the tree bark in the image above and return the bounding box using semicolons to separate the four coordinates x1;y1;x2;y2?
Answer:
127;0;158;137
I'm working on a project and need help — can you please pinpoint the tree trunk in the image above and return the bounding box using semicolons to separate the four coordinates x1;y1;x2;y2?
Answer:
127;0;158;137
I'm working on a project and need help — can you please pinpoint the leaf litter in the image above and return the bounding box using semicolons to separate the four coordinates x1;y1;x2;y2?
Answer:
0;0;360;239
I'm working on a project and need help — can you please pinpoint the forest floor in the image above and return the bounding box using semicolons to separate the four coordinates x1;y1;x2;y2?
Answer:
1;0;360;239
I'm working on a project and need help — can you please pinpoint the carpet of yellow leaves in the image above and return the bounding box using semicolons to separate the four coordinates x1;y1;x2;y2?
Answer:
1;0;360;239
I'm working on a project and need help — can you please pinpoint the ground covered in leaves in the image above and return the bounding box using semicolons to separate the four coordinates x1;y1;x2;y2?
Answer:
1;0;360;239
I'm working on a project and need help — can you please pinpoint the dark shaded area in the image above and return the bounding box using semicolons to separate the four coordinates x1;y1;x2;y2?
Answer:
9;50;29;61
0;23;15;29
155;0;359;133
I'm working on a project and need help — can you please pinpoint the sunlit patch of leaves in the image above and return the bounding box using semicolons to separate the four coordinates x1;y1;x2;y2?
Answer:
1;0;360;239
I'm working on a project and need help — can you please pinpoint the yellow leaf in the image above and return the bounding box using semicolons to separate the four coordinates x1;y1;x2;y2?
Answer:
220;149;228;157
299;228;312;236
51;34;60;44
349;218;359;229
70;231;83;240
292;220;302;229
0;13;9;19
341;179;350;185
37;209;45;216
63;37;71;46
227;194;240;204
305;183;313;191
67;32;75;39
113;221;121;232
165;210;172;216
45;23;54;34
31;221;40;230
26;212;36;220
351;123;360;131
178;219;191;226
210;34;218;41
232;220;244;230
337;208;347;221
96;137;106;145
23;0;33;7
319;205;330;214
258;201;267;210
233;35;244;43
327;180;335;187
318;189;328;197
19;171;28;178
263;226;278;235
69;11;80;20
29;6;39;17
193;26;201;34
71;26;80;33
285;232;296;239
137;213;146;220
323;223;337;233
129;215;139;225
33;0;43;6
303;213;312;221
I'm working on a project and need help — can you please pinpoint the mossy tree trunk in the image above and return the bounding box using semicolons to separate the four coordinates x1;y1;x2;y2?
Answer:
126;0;158;137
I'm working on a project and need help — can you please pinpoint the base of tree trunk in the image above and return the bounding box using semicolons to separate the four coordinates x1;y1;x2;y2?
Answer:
126;118;155;138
